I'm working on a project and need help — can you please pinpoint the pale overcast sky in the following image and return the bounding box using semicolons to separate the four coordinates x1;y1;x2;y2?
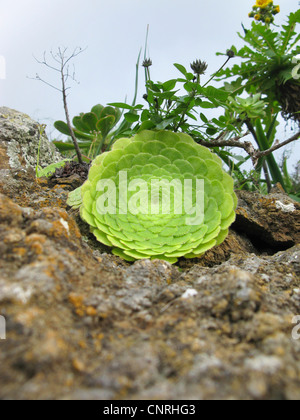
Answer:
0;0;299;168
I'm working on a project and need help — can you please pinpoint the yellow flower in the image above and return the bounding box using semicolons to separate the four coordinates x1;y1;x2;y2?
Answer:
255;14;261;20
274;5;280;13
255;0;272;8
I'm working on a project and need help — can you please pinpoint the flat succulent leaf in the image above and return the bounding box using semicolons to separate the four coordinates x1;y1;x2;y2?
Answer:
73;130;237;263
54;121;72;136
73;130;95;141
91;104;105;119
67;186;83;209
96;115;116;137
82;112;98;132
73;116;91;133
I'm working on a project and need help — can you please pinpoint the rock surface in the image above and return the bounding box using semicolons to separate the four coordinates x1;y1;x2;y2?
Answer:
235;188;300;250
0;110;299;400
0;107;61;171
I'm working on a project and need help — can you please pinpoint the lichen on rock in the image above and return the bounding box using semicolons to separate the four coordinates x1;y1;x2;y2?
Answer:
0;107;61;170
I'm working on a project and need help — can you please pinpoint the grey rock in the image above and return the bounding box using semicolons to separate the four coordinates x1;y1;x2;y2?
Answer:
0;107;61;170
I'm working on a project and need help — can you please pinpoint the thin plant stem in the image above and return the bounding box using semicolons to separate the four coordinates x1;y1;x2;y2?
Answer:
35;124;46;177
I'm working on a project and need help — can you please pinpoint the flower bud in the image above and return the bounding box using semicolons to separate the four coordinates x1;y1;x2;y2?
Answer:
190;60;208;75
142;58;152;68
227;50;235;58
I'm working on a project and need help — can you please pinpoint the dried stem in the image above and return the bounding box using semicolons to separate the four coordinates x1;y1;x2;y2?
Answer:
30;47;87;164
197;129;300;168
197;132;256;156
255;130;300;159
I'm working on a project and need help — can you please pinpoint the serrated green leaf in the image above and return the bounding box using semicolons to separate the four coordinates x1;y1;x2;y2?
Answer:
37;159;71;178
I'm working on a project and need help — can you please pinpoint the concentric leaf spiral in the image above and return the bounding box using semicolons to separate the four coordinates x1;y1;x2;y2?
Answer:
72;130;237;263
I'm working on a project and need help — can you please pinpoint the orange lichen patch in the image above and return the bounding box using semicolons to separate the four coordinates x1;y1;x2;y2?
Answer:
274;347;285;357
72;358;86;372
57;209;70;219
15;307;45;326
68;294;99;318
75;308;84;317
49;220;70;239
67;218;82;239
25;234;47;255
0;194;23;225
96;333;104;341
36;178;49;187
64;377;75;388
236;207;249;218
0;143;11;170
69;293;85;317
12;247;27;257
86;306;97;317
25;234;47;245
93;340;103;353
38;197;67;210
78;340;87;349
36;261;59;282
56;209;81;239
69;293;84;308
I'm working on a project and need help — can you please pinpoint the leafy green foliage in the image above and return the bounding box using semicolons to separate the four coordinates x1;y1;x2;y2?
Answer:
54;104;121;159
37;159;71;178
68;130;237;264
55;7;299;215
217;10;300;116
110;63;231;136
226;94;266;120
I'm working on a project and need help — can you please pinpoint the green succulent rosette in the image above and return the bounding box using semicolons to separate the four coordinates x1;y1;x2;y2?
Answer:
69;130;237;264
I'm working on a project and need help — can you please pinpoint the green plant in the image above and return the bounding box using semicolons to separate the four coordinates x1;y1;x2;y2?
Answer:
37;159;72;178
226;94;267;121
217;9;300;124
67;130;237;264
43;7;299;201
54;104;121;159
211;7;300;194
109;58;233;137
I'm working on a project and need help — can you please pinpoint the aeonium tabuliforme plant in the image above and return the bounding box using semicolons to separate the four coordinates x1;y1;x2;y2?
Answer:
68;130;237;263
